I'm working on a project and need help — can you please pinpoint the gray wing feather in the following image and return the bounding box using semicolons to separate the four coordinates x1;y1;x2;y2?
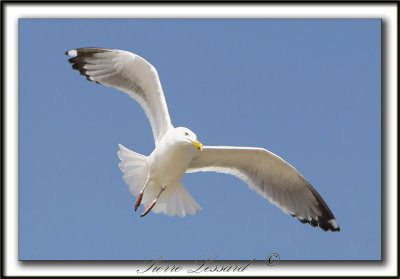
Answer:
187;146;340;232
66;48;173;145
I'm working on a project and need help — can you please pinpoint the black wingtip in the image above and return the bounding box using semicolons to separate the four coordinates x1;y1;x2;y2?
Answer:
291;213;340;232
65;48;97;83
304;181;341;232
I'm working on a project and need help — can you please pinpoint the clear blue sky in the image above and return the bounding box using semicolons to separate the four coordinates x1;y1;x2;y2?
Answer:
19;19;381;260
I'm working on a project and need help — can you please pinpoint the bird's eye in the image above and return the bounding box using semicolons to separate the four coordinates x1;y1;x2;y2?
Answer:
185;132;189;136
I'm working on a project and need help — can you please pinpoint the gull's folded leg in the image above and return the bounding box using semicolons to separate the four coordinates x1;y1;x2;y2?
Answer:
135;174;150;211
141;185;167;217
134;192;143;212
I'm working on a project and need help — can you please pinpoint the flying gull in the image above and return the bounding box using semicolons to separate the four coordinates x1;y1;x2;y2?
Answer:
66;47;340;232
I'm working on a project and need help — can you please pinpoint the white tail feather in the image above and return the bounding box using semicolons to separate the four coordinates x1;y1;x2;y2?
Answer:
117;144;148;196
117;144;202;217
151;182;202;217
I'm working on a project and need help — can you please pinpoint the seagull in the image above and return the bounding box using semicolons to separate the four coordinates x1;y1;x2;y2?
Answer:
66;47;340;232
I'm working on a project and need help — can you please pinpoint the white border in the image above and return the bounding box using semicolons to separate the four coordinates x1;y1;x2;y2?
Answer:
4;3;398;277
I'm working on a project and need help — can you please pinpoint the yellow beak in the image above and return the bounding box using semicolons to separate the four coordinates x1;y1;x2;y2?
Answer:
191;140;203;151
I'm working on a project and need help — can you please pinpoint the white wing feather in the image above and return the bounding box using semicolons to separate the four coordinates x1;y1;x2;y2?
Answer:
66;48;173;145
187;146;340;231
67;48;339;231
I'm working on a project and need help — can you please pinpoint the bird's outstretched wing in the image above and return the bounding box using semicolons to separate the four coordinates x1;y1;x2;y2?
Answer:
187;146;340;232
66;48;173;145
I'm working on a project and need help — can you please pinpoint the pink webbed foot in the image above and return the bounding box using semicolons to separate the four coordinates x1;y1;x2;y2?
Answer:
134;175;150;211
139;185;166;218
134;192;143;211
140;199;157;217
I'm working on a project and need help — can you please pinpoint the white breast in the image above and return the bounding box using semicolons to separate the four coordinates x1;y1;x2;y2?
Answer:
148;132;197;185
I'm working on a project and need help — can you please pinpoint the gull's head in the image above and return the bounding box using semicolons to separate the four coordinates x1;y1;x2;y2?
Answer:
173;127;203;151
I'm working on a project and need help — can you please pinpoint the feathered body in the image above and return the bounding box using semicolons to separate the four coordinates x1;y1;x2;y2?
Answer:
66;47;340;231
118;127;202;217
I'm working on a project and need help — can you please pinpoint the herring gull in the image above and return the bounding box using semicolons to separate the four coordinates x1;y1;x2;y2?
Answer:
66;47;340;232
